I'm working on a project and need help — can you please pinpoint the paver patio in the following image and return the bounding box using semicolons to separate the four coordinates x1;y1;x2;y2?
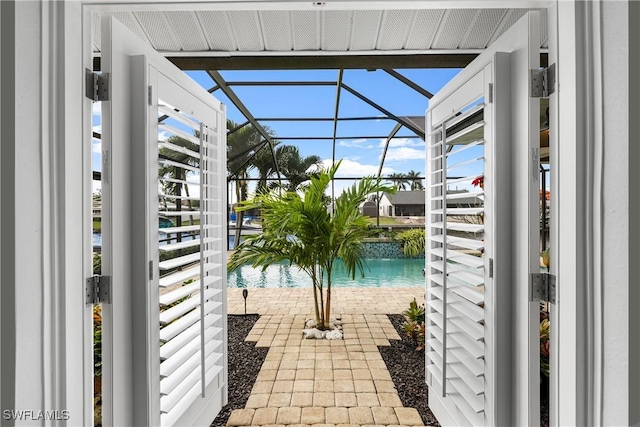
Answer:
226;287;429;427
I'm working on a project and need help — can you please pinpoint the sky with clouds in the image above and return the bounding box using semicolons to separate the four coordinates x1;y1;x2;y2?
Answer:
92;67;463;198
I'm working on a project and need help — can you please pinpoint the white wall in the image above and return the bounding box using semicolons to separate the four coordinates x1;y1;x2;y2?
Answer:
601;1;631;424
1;2;90;425
13;1;45;415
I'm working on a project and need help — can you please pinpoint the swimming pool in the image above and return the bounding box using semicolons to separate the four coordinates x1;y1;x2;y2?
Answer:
227;258;425;288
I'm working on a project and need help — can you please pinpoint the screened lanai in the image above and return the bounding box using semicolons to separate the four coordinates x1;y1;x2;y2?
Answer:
89;7;549;250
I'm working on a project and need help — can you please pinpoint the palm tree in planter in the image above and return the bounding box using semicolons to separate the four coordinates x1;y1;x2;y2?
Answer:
228;161;395;329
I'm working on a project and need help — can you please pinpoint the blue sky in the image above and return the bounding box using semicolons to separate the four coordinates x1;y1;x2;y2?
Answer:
92;67;464;195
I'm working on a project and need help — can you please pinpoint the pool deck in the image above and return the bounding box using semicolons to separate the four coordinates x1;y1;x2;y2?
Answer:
226;287;431;427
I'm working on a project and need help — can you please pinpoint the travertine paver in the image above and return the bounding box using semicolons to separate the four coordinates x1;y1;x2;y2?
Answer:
394;408;424;426
227;408;255;426
348;407;374;425
227;287;422;317
226;287;426;427
301;407;325;424
251;407;278;425
276;407;301;424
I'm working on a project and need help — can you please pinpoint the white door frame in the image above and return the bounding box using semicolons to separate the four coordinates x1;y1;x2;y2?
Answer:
33;1;607;425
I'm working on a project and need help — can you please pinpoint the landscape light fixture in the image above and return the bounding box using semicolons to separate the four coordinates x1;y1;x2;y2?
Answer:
242;289;249;315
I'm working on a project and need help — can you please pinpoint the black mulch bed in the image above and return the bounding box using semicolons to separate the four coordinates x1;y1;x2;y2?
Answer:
379;314;440;427
211;314;267;427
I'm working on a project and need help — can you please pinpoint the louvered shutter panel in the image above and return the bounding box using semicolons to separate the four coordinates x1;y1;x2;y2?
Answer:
155;100;226;427
426;98;487;426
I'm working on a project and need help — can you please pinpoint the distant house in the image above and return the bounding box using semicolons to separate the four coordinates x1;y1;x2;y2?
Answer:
378;191;425;217
375;190;482;217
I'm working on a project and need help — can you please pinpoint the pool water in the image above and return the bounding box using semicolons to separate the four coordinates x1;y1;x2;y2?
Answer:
227;258;425;288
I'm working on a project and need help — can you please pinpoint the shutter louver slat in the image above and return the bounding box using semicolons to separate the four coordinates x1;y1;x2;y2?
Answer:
448;378;484;413
158;141;200;160
159;238;201;252
159;266;200;288
159;310;200;343
159;159;199;173
432;207;484;215
430;222;484;233
449;360;484;395
160;383;201;426
426;364;443;386
159;225;201;234
447;268;484;287
445;191;484;200
428;325;443;341
159;282;200;306
449;331;484;360
446;156;485;173
445;121;484;145
429;247;484;269
158;252;200;270
158;210;201;218
428;286;484;322
159;296;199;326
448;305;484;341
449;284;484;305
158;123;201;146
160;339;201;381
449;347;484;378
429;234;484;251
449;390;485;426
158;105;201;130
160;367;200;413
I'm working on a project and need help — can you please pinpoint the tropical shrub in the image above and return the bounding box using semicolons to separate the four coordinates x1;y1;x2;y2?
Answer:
93;252;102;275
396;228;425;256
402;298;426;350
540;316;550;377
228;161;395;329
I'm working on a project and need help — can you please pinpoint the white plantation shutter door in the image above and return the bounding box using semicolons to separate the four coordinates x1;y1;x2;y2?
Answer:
152;69;227;427
426;61;495;427
102;17;227;427
425;12;541;427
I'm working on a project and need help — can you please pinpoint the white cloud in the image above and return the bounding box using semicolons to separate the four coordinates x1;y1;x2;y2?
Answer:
92;125;101;134
338;138;367;148
92;102;101;117
383;147;425;162
92;138;101;154
320;158;395;177
379;137;425;148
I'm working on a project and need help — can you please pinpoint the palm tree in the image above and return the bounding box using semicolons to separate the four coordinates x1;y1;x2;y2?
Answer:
253;144;322;192
227;120;265;244
228;161;395;329
406;170;424;191
275;145;323;191
386;172;410;191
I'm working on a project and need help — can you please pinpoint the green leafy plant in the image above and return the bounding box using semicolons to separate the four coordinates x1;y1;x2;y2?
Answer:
93;253;102;275
402;298;426;350
228;161;395;329
93;305;102;377
540;316;550;377
403;297;425;323
396;228;425;257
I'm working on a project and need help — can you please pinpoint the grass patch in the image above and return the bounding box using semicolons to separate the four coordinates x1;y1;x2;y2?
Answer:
93;219;101;233
365;216;402;225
